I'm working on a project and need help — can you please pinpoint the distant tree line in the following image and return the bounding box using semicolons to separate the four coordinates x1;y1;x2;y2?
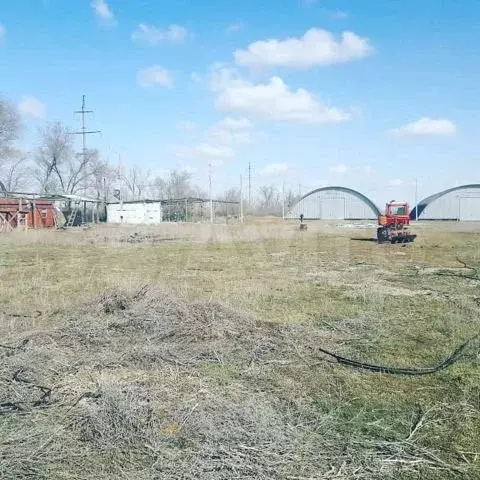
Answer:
0;95;299;216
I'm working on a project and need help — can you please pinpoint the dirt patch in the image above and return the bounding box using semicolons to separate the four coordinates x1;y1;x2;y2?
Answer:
119;232;178;244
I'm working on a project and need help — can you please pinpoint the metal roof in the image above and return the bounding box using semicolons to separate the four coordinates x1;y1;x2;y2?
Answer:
410;184;480;220
0;198;54;206
1;191;101;203
296;186;381;216
107;197;239;205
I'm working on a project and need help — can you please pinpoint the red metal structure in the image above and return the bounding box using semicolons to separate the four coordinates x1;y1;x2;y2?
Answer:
0;198;58;231
376;201;416;243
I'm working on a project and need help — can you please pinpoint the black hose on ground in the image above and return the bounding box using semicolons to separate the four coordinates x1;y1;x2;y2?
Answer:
317;333;479;376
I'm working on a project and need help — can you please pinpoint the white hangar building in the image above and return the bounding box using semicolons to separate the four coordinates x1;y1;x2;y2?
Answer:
286;186;380;220
411;184;480;221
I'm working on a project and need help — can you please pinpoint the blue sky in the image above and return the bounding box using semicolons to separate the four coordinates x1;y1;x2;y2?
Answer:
1;0;480;203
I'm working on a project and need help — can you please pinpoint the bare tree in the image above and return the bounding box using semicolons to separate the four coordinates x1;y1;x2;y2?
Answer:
0;97;23;192
166;170;194;199
222;187;241;203
121;166;151;200
258;185;278;208
90;158;117;201
256;184;282;215
217;186;241;217
34;121;98;195
1;153;30;192
0;97;21;160
148;176;167;199
34;121;72;193
285;189;300;209
118;168;205;202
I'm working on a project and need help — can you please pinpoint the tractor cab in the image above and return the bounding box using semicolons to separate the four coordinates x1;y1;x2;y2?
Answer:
379;201;411;227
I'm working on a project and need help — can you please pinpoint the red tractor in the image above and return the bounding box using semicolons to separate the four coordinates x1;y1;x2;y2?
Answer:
376;201;417;244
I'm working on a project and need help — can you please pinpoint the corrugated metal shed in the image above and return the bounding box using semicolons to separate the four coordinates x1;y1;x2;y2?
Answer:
411;184;480;221
106;201;163;224
286;186;380;220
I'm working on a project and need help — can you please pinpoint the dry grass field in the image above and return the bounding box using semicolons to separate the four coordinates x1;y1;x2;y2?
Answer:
0;219;479;479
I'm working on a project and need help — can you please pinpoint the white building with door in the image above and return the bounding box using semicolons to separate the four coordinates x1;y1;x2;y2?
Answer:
412;184;480;221
106;200;163;224
286;186;380;220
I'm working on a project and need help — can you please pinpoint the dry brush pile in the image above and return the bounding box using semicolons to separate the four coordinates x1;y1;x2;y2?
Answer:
0;286;478;479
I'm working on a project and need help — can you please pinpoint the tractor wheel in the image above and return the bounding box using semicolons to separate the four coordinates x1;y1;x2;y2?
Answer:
377;227;389;244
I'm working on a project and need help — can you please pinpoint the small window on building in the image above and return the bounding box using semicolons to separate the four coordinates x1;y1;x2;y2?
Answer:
41;209;48;218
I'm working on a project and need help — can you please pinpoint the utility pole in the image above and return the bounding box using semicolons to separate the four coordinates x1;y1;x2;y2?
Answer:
415;177;419;221
282;180;285;220
209;162;213;224
248;162;252;205
71;95;101;194
240;175;244;223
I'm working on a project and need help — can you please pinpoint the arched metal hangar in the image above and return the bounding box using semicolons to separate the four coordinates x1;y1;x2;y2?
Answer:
287;186;380;220
411;184;480;221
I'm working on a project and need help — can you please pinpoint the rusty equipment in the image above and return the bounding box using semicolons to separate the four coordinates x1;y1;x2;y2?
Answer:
376;201;416;244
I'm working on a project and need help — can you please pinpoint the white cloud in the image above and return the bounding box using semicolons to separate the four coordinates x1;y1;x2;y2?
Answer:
174;114;255;165
259;162;289;176
389;179;403;186
132;24;189;45
217;117;253;130
214;73;351;124
226;23;243;34
137;66;173;88
209;65;246;91
208;128;253;146
91;0;116;25
174;143;235;164
390;118;456;137
207;117;254;146
177;121;197;132
18;96;46;119
234;28;372;69
0;24;5;42
173;145;196;159
196;143;235;159
329;163;348;174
